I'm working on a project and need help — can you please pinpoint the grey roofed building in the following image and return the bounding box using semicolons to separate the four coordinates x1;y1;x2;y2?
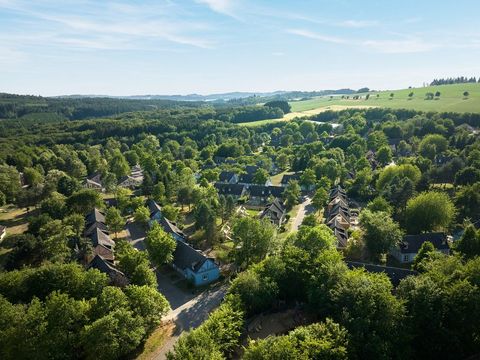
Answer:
329;185;347;200
84;221;109;236
146;199;186;241
172;240;210;273
391;232;450;263
85;208;105;226
88;254;125;280
0;225;6;241
245;165;259;175
218;171;238;183
401;233;450;253
214;182;247;198
280;173;301;186
248;185;285;198
260;198;287;226
238;173;255;185
346;261;418;286
88;227;115;249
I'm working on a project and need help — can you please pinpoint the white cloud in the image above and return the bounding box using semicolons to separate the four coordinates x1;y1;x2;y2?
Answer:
362;38;438;53
195;0;238;17
287;28;347;44
338;20;379;28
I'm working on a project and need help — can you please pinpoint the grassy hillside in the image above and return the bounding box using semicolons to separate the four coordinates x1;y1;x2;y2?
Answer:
290;82;480;114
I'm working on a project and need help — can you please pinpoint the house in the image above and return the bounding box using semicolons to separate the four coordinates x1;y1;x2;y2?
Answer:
146;199;220;286
85;208;106;226
331;226;349;248
218;171;239;184
84;173;104;191
247;185;285;206
214;183;247;201
260;198;287;226
118;175;143;189
0;225;6;241
88;254;127;285
346;261;417;286
391;232;451;263
172;240;220;286
245;165;259;175
280;173;300;187
147;199;186;242
86;227;115;261
329;185;347;201
238;173;255;185
327;196;349;214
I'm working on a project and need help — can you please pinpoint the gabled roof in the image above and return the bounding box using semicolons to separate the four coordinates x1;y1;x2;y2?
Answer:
328;216;349;230
87;227;115;248
400;233;449;254
249;185;285;198
329;185;346;200
173;240;214;273
245;165;259;175
328;203;350;220
157;215;186;239
146;198;162;215
332;227;348;248
88;254;124;277
260;198;286;221
87;172;102;184
85;208;105;226
346;261;417;286
214;182;246;196
218;171;237;182
238;173;255;184
281;173;300;185
328;196;348;209
84;221;109;237
0;225;6;234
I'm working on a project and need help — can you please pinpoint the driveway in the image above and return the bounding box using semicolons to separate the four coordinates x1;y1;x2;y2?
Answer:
290;196;314;232
153;282;228;359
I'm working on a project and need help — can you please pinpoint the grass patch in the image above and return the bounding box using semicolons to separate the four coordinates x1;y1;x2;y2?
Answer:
0;205;37;235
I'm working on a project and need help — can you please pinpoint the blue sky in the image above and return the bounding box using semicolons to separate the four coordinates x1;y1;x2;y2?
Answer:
1;0;479;95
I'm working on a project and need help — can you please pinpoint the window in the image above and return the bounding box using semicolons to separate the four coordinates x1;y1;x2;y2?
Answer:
202;274;208;281
403;255;409;262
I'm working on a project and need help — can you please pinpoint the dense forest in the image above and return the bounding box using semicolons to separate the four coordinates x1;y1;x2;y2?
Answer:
1;96;480;359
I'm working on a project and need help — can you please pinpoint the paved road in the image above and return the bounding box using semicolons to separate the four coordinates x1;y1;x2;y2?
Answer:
153;282;228;359
290;196;314;232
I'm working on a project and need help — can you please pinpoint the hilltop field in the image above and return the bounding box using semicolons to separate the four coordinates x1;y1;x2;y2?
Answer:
239;82;480;126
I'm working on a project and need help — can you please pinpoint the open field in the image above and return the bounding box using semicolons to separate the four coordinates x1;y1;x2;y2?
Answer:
240;105;376;127
290;82;480;113
239;83;480;127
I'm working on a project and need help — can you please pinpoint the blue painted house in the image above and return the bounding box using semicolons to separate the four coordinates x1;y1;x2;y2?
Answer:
172;240;220;286
146;199;220;286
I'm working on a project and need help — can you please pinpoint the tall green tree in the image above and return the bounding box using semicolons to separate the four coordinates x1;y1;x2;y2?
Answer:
144;223;177;267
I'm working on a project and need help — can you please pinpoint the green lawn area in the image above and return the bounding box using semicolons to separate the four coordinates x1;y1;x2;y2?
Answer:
290;82;480;114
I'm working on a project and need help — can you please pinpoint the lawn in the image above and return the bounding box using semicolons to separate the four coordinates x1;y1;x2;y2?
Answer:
290;82;480;114
238;83;480;127
0;205;36;235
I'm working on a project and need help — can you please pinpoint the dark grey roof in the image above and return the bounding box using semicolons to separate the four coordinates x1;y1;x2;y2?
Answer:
173;240;213;273
218;171;237;182
249;185;284;198
88;254;124;277
329;185;346;199
400;233;449;254
84;221;109;237
0;225;6;233
238;173;255;184
85;208;105;226
214;182;246;196
260;198;286;221
281;173;300;185
346;261;418;286
146;198;162;215
245;165;259;175
87;227;115;248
